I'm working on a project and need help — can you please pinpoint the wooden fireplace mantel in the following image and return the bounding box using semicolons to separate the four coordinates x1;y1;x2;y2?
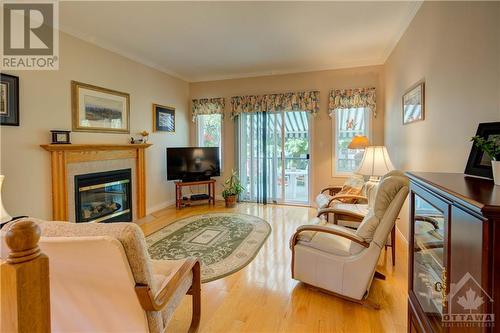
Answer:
41;143;152;221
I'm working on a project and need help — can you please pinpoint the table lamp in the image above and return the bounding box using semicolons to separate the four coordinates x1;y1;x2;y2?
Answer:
356;146;394;182
348;135;369;149
349;135;369;166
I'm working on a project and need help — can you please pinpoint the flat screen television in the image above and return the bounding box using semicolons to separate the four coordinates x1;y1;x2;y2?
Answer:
166;147;221;181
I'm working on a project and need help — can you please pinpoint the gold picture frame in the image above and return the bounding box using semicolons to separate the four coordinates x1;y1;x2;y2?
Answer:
152;103;175;133
72;80;130;133
402;81;425;125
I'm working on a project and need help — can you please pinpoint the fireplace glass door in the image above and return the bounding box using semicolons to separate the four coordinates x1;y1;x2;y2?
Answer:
75;169;132;223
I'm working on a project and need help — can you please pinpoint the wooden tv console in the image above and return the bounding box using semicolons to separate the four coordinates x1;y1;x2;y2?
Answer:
175;179;216;209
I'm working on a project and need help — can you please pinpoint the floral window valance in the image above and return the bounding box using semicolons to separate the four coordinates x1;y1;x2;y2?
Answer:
230;91;320;118
191;97;225;122
328;87;377;118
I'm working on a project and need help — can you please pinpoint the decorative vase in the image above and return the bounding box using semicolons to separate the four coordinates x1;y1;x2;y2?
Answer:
225;195;237;208
492;161;500;185
0;175;12;223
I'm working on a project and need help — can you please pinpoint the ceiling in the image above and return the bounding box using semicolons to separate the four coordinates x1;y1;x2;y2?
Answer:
59;1;422;82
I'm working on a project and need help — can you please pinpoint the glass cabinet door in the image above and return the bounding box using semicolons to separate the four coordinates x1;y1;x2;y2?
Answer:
412;192;448;332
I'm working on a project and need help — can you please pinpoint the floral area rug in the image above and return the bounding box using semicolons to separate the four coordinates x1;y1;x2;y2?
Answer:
146;212;271;283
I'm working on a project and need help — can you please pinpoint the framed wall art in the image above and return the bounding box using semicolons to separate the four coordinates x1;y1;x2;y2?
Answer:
0;74;19;126
71;81;130;133
465;122;500;179
403;81;425;125
152;103;175;133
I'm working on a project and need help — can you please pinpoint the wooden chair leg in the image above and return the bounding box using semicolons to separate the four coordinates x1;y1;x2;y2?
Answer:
391;227;396;266
188;261;201;333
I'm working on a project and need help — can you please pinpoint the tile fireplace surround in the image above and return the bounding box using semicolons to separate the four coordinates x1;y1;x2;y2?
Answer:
40;144;152;222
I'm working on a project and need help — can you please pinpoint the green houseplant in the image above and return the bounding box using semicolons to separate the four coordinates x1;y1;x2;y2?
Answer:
221;169;244;208
471;135;500;185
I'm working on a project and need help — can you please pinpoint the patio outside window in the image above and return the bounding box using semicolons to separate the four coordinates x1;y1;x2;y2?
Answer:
334;107;370;175
196;114;223;168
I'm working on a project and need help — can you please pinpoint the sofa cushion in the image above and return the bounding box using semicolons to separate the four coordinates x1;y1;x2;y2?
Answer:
336;176;365;203
315;175;365;209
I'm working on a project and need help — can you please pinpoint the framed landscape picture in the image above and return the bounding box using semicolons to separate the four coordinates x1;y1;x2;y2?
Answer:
0;74;19;126
71;81;130;133
465;122;500;179
153;103;175;132
403;81;425;125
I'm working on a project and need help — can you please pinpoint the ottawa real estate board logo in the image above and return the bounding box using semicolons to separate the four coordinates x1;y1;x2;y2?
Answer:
443;272;494;328
1;1;59;70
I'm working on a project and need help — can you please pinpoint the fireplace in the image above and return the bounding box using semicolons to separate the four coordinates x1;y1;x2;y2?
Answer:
74;169;132;223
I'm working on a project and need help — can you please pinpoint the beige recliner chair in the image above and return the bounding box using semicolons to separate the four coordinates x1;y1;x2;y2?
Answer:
1;219;201;333
290;172;408;308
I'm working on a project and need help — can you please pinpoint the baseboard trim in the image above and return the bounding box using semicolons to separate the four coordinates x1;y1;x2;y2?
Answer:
396;225;408;245
146;200;175;215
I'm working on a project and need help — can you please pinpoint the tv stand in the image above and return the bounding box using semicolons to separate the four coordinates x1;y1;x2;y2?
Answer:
175;179;216;209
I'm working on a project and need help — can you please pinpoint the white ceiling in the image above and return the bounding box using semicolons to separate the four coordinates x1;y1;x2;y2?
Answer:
59;1;422;82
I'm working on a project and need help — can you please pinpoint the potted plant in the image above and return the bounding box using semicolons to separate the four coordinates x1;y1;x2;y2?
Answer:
471;135;500;185
221;169;244;208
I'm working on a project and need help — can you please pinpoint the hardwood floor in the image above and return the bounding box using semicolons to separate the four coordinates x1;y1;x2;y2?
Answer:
139;202;408;333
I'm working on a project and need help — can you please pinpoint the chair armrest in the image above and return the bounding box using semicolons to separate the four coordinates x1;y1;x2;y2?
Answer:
331;194;368;203
135;257;200;311
290;224;369;249
321;194;368;208
317;207;365;221
320;186;342;195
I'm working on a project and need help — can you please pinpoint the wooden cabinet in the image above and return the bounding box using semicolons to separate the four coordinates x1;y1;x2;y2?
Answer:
407;172;500;333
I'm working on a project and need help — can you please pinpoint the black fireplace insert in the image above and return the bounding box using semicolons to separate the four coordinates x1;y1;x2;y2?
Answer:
74;169;132;223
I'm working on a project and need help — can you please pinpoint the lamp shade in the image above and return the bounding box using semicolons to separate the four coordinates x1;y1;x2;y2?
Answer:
348;135;369;149
356;146;394;177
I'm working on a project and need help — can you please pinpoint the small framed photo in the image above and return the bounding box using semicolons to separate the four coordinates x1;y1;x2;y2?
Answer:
0;74;19;126
71;81;130;133
465;122;500;179
403;81;425;125
51;130;71;144
152;104;175;132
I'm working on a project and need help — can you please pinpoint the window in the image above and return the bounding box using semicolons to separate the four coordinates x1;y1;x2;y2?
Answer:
196;113;223;166
333;107;370;174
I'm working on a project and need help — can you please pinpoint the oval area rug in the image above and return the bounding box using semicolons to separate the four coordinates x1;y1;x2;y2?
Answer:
146;212;271;283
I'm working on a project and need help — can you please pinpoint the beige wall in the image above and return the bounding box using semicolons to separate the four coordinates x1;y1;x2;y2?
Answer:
0;32;190;219
384;1;500;239
189;66;385;201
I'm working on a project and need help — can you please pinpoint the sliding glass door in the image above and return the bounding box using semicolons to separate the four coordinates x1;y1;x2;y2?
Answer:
238;111;310;204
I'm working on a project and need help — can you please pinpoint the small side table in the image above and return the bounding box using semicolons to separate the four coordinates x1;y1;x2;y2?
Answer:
175;179;216;209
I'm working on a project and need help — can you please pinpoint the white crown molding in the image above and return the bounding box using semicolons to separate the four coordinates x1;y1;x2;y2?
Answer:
189;60;385;83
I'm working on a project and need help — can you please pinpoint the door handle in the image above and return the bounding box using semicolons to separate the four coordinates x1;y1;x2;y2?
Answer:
306;154;310;160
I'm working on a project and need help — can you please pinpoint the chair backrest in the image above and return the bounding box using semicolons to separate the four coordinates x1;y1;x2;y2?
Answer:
351;171;409;252
2;219;163;333
41;236;149;333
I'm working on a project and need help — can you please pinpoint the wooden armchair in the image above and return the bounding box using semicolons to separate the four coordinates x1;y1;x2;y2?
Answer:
315;184;369;223
2;218;201;333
